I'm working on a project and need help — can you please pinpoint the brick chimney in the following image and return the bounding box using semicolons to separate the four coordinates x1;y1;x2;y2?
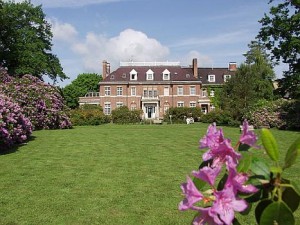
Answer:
102;60;107;79
193;58;198;79
228;62;237;71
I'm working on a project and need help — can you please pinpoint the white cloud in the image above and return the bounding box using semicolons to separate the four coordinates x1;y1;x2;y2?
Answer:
71;29;170;72
49;18;78;42
181;51;213;67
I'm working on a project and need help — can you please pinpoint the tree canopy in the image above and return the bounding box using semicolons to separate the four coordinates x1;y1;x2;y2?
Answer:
62;73;102;109
257;0;300;99
0;0;67;82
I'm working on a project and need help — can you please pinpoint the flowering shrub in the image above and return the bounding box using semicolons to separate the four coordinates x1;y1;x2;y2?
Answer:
0;94;32;149
0;70;72;130
179;120;300;224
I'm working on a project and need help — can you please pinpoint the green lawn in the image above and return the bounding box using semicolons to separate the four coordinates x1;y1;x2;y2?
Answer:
0;124;299;225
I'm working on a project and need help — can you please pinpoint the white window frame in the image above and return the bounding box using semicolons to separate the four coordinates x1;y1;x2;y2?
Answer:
190;101;196;108
164;86;169;96
104;102;111;115
117;87;123;96
116;102;123;108
190;86;196;95
131;87;136;96
202;89;207;97
177;86;183;96
130;69;137;80
177;101;184;107
210;90;215;97
224;74;231;82
208;75;215;82
163;69;170;80
146;69;154;80
104;86;111;96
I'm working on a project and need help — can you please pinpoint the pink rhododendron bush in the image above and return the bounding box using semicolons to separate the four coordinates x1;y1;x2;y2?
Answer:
0;94;32;149
0;68;72;130
179;121;300;225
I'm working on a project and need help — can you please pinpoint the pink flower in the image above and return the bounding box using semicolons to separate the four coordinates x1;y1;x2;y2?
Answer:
211;186;248;225
193;207;223;225
179;176;203;211
199;123;224;149
193;165;222;186
239;120;259;148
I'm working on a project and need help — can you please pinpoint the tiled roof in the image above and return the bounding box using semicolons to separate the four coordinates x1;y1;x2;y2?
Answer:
103;66;199;82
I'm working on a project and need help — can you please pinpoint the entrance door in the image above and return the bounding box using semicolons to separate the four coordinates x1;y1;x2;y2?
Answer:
148;106;153;118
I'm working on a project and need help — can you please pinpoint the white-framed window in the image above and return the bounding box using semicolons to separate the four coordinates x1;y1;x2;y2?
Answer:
130;69;137;80
211;105;215;111
190;86;196;95
190;101;196;107
164;105;169;113
104;86;111;96
131;104;137;111
177;101;184;107
208;75;215;82
163;69;170;80
146;69;154;80
116;102;123;108
117;87;123;96
210;90;215;97
164;86;169;96
131;87;136;96
104;102;111;115
224;74;231;82
202;89;207;97
177;86;183;95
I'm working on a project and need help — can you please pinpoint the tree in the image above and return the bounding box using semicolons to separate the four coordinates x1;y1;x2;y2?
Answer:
62;73;102;109
0;0;67;81
221;43;275;120
257;0;300;99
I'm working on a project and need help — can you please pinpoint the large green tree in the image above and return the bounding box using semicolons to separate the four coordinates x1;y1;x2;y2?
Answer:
62;73;102;109
0;0;67;81
257;0;300;99
221;43;275;120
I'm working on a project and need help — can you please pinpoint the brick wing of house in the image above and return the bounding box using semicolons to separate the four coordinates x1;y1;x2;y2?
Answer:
79;59;237;119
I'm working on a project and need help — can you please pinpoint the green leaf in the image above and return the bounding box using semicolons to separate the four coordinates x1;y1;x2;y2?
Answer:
282;186;300;212
217;173;228;191
232;217;241;225
250;157;270;179
284;137;300;170
260;201;295;225
261;128;279;162
255;199;273;224
238;143;251;152
192;177;206;191
270;166;282;174
237;152;252;173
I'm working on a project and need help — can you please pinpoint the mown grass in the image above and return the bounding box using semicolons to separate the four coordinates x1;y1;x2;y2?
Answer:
0;124;299;225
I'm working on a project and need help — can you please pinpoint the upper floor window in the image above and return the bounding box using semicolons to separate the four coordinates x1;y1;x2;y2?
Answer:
117;87;123;96
131;87;136;96
130;69;137;80
208;75;215;82
177;86;183;96
190;86;196;95
104;86;111;96
164;86;169;96
163;69;170;80
210;90;215;97
202;89;207;97
224;74;231;82
146;69;154;80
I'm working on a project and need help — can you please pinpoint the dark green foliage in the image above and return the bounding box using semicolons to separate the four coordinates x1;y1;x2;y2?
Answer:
281;100;300;130
111;106;142;124
70;104;110;126
62;73;102;109
257;0;300;99
0;0;67;81
163;107;203;123
200;109;238;126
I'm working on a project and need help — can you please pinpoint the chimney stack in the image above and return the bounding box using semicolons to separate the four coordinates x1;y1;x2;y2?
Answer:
192;58;198;79
102;60;108;79
228;62;237;71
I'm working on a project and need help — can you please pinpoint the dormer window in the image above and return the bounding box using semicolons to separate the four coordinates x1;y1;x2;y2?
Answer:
130;69;137;80
163;69;170;80
110;74;115;80
224;74;231;82
146;69;154;80
208;75;215;82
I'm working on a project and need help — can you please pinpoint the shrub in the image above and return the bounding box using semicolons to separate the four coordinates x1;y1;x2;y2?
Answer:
70;104;110;126
164;107;203;123
0;94;32;149
0;71;72;130
281;100;300;130
200;109;234;126
111;106;142;124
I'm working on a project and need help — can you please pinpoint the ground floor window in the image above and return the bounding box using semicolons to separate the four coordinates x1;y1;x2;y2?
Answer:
190;102;196;107
104;103;111;115
116;102;124;108
177;101;184;107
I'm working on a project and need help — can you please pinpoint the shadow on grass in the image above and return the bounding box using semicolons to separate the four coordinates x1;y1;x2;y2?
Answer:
0;135;36;155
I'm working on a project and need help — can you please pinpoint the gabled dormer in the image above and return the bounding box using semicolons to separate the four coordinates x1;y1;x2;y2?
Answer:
130;69;137;80
146;69;154;80
162;69;170;80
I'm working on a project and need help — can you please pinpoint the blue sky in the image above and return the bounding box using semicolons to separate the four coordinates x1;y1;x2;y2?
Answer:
14;0;287;86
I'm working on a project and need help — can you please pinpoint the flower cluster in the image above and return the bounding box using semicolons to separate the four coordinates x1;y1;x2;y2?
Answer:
0;94;32;149
0;70;72;130
179;120;258;225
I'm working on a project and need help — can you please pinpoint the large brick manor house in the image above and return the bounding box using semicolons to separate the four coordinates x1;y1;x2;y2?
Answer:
79;58;237;119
